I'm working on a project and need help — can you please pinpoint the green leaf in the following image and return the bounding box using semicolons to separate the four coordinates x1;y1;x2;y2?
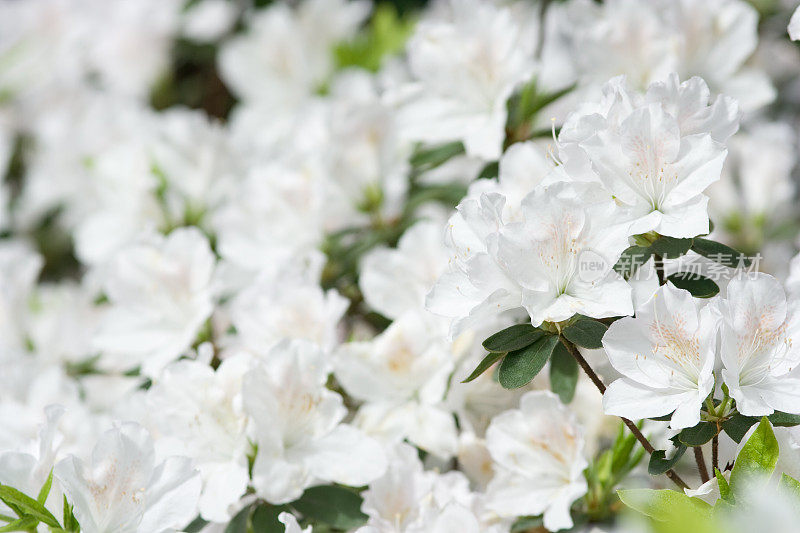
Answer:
482;324;545;353
649;237;693;259
549;341;578;403
611;426;639;476
184;516;208;533
462;352;505;383
36;470;53;505
498;335;558;389
677;422;718;446
0;485;60;528
715;468;733;503
614;246;653;279
721;413;759;443
729;417;779;490
779;473;800;501
476;161;499;180
409;141;465;171
648;444;687;475
667;272;719;298
250;504;287;533
691;238;751;267
62;495;78;532
333;4;415;72
617;489;712;522
290;485;368;530
0;516;39;532
561;317;608;349
768;411;800;427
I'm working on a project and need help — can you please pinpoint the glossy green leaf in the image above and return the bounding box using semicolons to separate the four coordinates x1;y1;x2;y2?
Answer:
677;422;718;446
251;504;287;533
549;341;578;403
483;324;545;353
290;485;368;530
614;246;652;279
462;352;504;383
667;272;719;298
715;468;733;503
649;237;693;259
498;335;558;389
730;417;778;491
0;485;60;528
768;411;800;427
561;317;608;349
721;413;759;443
617;489;712;522
649;445;687;475
691;238;751;267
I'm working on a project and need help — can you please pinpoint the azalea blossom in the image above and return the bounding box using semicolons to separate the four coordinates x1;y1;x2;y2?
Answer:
422;141;556;333
244;339;387;503
144;355;251;522
560;75;732;238
485;391;588;531
334;311;459;457
357;443;507;533
92;227;216;377
54;422;201;533
602;283;718;429
228;252;348;355
397;0;535;159
360;219;451;320
494;181;634;325
714;273;800;416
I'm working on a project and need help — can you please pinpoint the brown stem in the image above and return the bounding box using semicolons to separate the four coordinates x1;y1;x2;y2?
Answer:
712;434;719;473
694;446;710;483
559;336;689;489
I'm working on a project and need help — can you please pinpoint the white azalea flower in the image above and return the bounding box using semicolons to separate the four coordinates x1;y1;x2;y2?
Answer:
714;273;800;416
425;140;557;335
54;423;201;533
218;0;368;117
546;0;772;112
425;191;524;336
0;405;64;517
325;71;412;223
148;107;242;227
92;227;216;377
358;443;506;533
244;340;386;504
485;391;588;531
211;157;327;274
602;283;718;429
398;0;535;159
145;356;251;523
360;220;451;320
495;181;634;325
334;311;458;458
229;252;348;355
563;75;730;238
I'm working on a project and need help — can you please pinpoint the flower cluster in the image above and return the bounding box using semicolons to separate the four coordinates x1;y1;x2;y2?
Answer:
0;0;799;532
